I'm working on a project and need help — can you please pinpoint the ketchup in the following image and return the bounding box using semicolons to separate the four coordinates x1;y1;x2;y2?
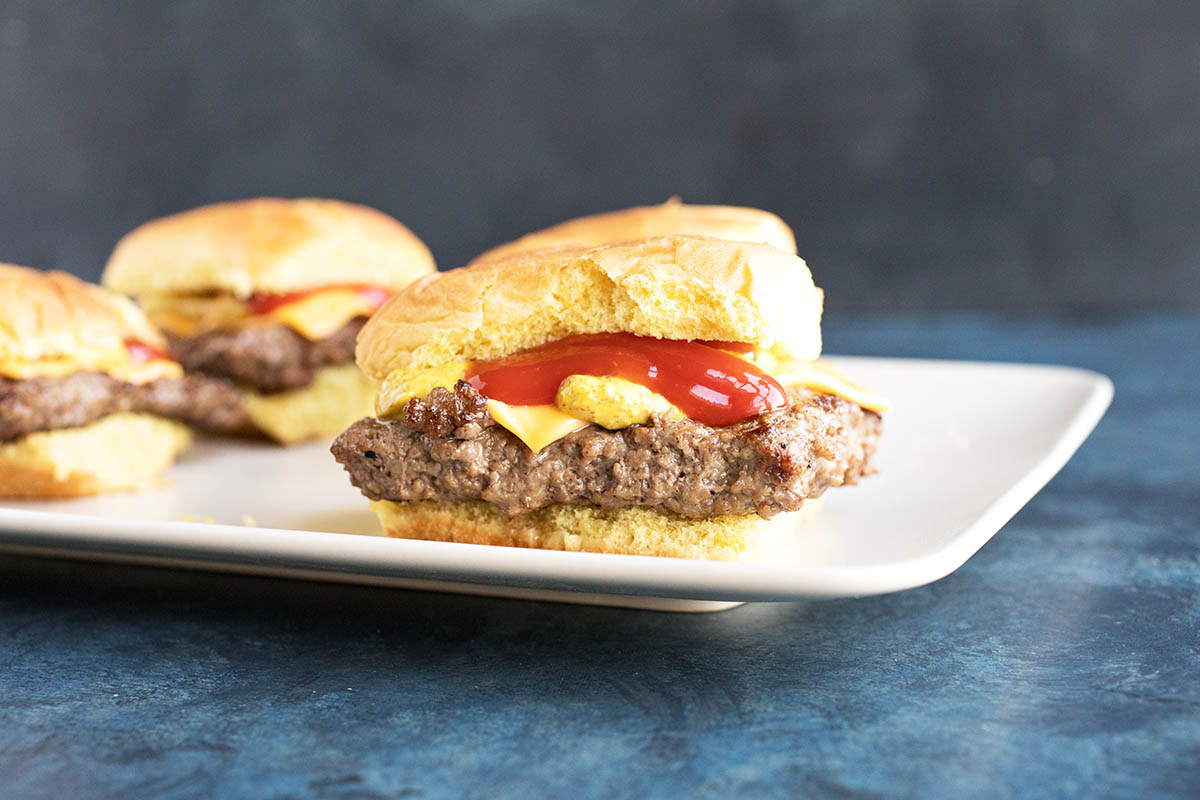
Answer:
701;340;757;356
246;284;391;315
465;333;787;427
124;339;171;363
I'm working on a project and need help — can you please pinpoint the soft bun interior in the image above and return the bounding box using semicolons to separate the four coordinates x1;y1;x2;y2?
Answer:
357;235;823;380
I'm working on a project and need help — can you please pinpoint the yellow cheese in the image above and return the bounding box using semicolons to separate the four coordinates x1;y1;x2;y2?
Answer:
0;354;181;383
140;287;381;341
376;361;588;451
267;288;382;341
484;400;589;453
769;357;891;413
108;357;183;384
0;357;99;380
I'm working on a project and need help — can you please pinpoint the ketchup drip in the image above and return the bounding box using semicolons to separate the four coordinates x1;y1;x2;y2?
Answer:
465;333;787;427
246;284;391;315
124;339;171;363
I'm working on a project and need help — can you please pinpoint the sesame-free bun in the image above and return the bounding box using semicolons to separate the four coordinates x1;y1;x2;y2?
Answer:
471;198;797;263
0;263;171;379
369;497;822;561
357;235;824;380
0;413;191;499
103;198;436;298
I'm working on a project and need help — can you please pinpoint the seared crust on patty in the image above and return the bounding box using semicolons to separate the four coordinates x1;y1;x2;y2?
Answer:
0;371;251;441
167;318;363;394
332;382;880;519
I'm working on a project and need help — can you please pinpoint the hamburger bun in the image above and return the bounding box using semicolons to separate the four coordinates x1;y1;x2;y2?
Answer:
0;413;191;499
103;197;436;298
0;264;191;497
471;198;797;263
0;262;173;381
370;497;823;561
357;235;823;381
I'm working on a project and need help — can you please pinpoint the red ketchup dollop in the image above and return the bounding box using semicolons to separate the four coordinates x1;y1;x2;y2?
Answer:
124;339;171;363
246;284;392;316
465;333;787;427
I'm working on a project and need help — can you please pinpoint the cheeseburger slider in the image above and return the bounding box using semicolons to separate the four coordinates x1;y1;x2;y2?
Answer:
470;197;797;264
0;264;191;498
333;236;888;561
102;198;436;444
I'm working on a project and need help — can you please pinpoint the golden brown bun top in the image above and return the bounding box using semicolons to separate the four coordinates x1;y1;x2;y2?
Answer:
357;235;823;380
102;197;437;298
0;263;168;370
471;198;797;264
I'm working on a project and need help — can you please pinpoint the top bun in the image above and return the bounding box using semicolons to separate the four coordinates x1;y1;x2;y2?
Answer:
103;198;436;298
0;263;169;376
471;198;797;264
357;235;823;380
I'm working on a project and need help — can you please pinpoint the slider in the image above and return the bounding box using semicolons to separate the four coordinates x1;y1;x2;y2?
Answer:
102;198;436;443
333;236;888;560
0;264;191;497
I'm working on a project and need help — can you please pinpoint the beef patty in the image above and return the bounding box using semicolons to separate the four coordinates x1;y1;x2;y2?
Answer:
0;371;251;441
167;318;363;394
332;381;881;519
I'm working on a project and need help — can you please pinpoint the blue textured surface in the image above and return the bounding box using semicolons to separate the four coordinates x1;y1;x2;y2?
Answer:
1;314;1197;799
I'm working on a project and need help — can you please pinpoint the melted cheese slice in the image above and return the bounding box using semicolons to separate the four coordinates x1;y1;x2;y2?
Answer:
485;400;589;453
0;354;181;383
0;357;96;380
769;358;891;413
375;361;591;452
143;287;381;341
110;357;183;384
267;288;382;341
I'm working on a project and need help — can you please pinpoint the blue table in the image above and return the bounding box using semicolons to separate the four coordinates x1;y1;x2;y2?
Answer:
2;314;1197;799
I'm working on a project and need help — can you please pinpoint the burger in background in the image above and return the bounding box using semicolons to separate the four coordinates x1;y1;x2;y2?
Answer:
0;264;191;497
102;198;437;444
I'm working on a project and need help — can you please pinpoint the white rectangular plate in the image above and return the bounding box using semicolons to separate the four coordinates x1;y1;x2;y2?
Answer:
0;357;1112;612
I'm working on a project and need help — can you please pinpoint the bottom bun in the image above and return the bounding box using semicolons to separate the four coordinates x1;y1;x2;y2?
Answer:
369;497;823;561
0;413;191;499
243;364;377;445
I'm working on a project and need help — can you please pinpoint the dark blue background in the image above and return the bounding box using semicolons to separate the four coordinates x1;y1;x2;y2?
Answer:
1;1;1197;310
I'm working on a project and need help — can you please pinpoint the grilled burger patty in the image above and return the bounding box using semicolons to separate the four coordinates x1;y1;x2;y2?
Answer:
0;372;125;441
0;372;251;441
167;318;363;394
332;381;881;519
